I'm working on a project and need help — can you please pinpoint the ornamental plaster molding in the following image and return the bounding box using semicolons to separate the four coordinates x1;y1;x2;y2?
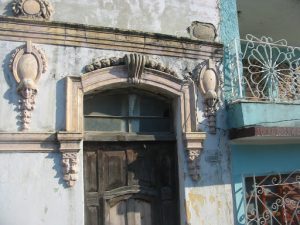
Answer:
125;53;146;84
12;0;53;20
9;40;47;131
62;152;78;187
145;57;177;77
67;63;207;182
198;59;219;134
187;21;217;41
183;132;206;181
0;132;58;152
0;131;83;187
0;16;223;60
85;57;125;73
85;54;178;77
57;132;82;187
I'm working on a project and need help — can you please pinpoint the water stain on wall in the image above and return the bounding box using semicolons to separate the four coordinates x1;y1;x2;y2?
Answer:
188;192;206;218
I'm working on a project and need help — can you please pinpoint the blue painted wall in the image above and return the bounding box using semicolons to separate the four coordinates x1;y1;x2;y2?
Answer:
227;102;300;128
232;144;300;225
220;2;300;225
219;0;240;102
219;0;240;45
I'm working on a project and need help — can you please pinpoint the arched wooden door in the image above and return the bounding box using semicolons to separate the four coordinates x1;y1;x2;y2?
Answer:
83;89;180;225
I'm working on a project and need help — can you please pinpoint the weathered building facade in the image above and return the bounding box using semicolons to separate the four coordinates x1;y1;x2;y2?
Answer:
0;1;235;225
3;0;299;225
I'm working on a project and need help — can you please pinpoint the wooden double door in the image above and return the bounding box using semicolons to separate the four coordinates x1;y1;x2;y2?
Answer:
84;141;179;225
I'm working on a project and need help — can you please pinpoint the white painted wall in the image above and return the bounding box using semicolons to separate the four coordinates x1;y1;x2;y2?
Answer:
0;0;234;223
0;152;84;225
0;0;220;38
0;38;233;225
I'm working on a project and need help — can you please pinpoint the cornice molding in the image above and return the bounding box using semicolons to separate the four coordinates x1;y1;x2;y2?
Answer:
57;131;82;153
0;132;58;152
0;16;223;60
0;131;83;187
0;131;83;152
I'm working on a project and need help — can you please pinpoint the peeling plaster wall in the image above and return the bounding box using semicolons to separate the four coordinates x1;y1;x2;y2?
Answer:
219;0;239;45
0;0;236;222
0;1;238;225
186;185;233;225
219;0;240;104
0;0;220;38
183;85;234;225
0;37;234;224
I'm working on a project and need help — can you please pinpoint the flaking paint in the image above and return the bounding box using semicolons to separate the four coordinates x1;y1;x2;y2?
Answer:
0;0;237;223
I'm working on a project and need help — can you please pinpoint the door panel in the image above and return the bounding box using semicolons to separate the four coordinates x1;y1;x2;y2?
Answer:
86;206;99;225
85;151;98;192
127;198;152;225
109;200;126;225
103;151;126;190
107;198;152;225
84;141;179;225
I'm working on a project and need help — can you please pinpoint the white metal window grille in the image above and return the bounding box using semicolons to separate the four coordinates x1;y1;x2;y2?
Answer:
245;171;300;225
227;34;300;103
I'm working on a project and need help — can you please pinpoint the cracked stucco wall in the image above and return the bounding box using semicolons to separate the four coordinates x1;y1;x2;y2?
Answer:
0;41;233;225
0;0;236;224
0;0;220;38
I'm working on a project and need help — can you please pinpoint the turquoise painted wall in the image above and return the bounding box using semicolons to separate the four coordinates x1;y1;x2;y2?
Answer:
227;102;300;128
220;0;240;45
220;0;300;129
220;2;300;225
219;0;240;102
232;144;300;225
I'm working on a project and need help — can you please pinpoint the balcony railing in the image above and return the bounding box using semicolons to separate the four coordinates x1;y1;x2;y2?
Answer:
227;34;300;103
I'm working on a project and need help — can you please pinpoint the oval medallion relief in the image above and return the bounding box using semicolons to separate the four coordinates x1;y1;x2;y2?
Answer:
23;0;41;15
12;0;53;20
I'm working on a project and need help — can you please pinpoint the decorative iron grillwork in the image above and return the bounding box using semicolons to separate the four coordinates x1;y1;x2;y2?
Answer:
227;34;300;103
245;171;300;225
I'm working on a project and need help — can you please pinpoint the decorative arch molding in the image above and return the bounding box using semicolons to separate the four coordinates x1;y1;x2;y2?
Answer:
59;53;206;187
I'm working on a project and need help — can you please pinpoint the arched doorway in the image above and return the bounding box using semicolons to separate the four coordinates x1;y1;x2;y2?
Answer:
61;54;206;225
83;88;179;225
79;64;185;225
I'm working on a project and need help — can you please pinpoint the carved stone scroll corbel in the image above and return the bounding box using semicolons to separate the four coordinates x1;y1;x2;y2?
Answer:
183;132;206;181
12;0;54;20
62;152;78;187
198;59;219;134
57;132;82;187
125;53;146;84
9;40;47;131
